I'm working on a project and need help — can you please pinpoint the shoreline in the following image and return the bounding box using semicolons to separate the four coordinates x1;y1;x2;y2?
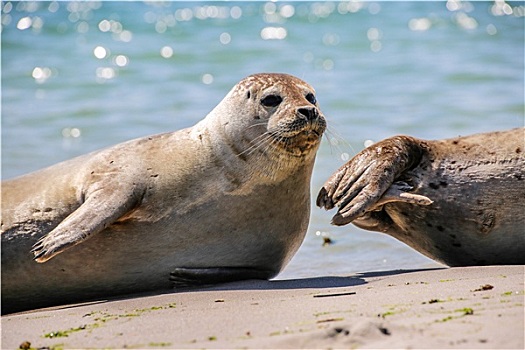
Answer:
2;265;524;349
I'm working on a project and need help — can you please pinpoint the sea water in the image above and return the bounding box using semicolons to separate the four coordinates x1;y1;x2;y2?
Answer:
2;1;523;279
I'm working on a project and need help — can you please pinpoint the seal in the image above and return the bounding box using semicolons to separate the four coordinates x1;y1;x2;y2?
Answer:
317;128;524;266
1;73;326;314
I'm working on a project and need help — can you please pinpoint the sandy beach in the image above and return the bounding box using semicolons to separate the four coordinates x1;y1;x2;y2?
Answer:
1;265;523;349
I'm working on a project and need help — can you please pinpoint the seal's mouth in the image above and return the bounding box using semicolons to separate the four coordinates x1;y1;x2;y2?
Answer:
270;119;326;156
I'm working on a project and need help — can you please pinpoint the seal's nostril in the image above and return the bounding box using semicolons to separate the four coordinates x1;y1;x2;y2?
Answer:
298;107;318;121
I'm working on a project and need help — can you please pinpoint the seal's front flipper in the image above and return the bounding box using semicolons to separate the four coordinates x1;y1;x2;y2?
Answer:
31;184;144;263
318;136;426;226
169;267;273;287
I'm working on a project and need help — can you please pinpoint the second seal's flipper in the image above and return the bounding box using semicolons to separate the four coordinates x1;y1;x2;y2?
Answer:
318;136;427;226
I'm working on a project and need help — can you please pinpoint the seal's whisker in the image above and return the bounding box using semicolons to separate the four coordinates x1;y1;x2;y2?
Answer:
240;118;324;159
247;135;274;156
246;130;272;146
238;132;274;157
324;126;355;156
257;131;282;156
238;137;270;157
264;137;280;153
246;122;269;130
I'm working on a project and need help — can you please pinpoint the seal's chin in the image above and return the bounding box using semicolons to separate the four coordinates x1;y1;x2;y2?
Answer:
273;126;324;157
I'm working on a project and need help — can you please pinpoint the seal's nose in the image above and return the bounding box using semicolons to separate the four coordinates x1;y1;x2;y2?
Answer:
298;107;319;122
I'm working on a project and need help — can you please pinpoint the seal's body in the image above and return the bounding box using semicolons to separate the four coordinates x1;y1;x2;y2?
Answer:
318;128;524;266
1;73;326;314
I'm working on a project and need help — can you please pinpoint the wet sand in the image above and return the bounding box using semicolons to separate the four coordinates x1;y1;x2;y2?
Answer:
2;265;523;349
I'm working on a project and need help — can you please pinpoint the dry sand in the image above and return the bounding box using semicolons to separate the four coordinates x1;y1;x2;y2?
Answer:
2;265;523;349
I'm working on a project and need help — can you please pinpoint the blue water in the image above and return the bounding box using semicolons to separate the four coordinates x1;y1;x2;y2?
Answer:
2;1;524;279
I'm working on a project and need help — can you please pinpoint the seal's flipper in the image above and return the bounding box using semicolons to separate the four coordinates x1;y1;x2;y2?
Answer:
318;136;426;226
31;185;144;263
169;267;273;287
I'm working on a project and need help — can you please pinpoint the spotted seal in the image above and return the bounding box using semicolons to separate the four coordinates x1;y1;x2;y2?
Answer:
317;128;524;266
1;73;326;314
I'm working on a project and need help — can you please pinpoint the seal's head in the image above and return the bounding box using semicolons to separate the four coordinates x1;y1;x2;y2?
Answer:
208;73;326;163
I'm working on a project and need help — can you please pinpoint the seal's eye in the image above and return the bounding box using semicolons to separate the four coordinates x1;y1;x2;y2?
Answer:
261;95;283;108
306;93;317;105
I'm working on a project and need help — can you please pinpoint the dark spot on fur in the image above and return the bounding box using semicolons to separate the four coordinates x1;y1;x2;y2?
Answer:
452;242;462;248
479;212;495;234
452;140;459;145
514;174;523;180
90;171;95;175
150;174;159;178
44;208;53;212
429;182;439;190
110;161;114;164
246;91;251;99
426;222;433;227
437;225;445;232
333;327;350;336
516;147;521;154
450;160;456;164
429;181;448;190
254;115;260;120
379;327;391;336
